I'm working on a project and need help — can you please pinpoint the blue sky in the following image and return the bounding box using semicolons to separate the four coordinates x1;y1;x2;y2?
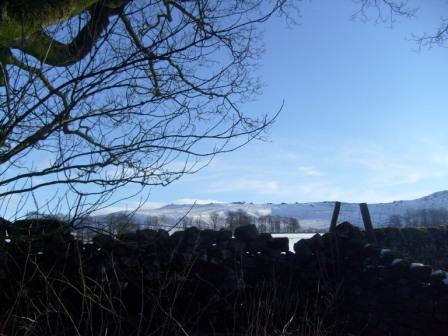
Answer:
126;0;448;207
5;1;448;218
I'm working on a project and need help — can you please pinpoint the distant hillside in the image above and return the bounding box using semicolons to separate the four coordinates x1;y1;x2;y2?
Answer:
92;191;448;232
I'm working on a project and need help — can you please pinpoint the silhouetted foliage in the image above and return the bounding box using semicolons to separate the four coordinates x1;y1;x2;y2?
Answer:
387;208;448;228
226;209;253;232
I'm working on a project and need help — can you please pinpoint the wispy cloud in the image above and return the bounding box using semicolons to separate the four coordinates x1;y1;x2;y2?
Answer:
209;179;280;195
339;143;429;187
298;165;323;176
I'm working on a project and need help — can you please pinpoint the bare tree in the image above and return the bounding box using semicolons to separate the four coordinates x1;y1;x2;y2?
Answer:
226;209;252;232
286;217;300;233
1;1;442;220
0;0;290;219
402;208;448;228
388;214;402;228
353;0;448;48
258;215;268;233
144;215;159;229
104;212;139;235
209;211;219;230
181;216;193;230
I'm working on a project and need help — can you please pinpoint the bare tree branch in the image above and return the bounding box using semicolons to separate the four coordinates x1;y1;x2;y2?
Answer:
0;0;287;219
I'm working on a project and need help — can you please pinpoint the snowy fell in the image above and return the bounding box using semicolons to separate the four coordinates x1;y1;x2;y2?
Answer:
97;191;448;231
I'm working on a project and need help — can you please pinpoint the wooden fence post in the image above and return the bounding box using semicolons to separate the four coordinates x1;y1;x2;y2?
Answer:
359;203;376;243
329;201;341;232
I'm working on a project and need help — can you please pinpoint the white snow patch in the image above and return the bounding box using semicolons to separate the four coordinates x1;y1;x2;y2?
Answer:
257;208;271;216
392;258;403;265
380;249;392;256
432;270;446;277
173;199;224;205
410;263;425;269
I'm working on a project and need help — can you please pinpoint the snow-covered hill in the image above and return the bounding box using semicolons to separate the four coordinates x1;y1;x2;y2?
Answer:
95;191;448;231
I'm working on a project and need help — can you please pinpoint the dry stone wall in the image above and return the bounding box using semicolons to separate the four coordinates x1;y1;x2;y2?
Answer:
373;226;448;270
0;218;447;335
